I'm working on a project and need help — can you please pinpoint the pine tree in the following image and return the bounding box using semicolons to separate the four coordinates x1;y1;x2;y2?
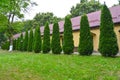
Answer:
42;22;50;53
23;30;28;51
51;21;62;54
63;16;74;54
99;5;118;57
16;38;20;50
34;26;41;53
28;29;33;52
78;14;93;55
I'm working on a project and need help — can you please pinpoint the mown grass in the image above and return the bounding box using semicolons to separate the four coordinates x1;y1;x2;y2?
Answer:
0;50;120;80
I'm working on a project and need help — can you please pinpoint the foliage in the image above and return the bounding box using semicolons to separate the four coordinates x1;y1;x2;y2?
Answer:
42;22;50;53
33;27;41;53
78;14;93;55
63;16;74;54
99;5;118;57
13;39;16;50
23;30;28;51
0;0;36;51
0;32;7;46
1;41;10;50
18;33;23;51
11;21;24;34
34;12;62;26
70;0;102;17
51;21;62;54
27;29;33;52
22;20;35;32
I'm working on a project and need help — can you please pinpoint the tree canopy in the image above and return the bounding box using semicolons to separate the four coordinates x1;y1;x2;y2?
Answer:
70;0;102;17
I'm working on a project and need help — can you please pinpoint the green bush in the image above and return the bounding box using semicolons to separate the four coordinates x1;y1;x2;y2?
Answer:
78;14;93;55
13;39;16;50
42;22;50;53
18;33;23;51
23;30;28;51
28;29;33;52
34;27;41;53
63;16;74;54
99;5;118;57
51;21;62;54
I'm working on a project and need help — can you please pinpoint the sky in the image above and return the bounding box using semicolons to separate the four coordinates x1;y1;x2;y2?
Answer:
24;0;119;20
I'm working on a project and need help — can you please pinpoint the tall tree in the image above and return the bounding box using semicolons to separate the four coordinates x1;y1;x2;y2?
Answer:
63;16;74;54
42;22;50;53
99;5;118;57
18;33;23;51
0;0;36;51
78;14;93;55
70;0;102;17
34;27;41;53
23;30;28;51
28;29;33;52
51;21;62;54
34;12;62;27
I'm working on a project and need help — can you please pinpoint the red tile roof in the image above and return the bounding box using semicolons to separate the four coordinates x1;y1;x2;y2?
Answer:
13;5;120;39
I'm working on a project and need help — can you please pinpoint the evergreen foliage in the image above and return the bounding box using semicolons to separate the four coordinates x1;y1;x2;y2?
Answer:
34;26;41;53
18;33;23;51
51;21;62;54
1;41;9;50
13;39;16;50
28;29;33;52
23;30;28;51
63;16;74;54
42;22;50;53
78;14;93;55
99;5;118;57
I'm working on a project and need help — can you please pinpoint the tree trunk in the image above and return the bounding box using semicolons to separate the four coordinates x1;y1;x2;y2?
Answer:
9;36;13;51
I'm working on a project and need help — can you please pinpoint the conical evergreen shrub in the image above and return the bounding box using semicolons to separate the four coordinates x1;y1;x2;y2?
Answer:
34;26;41;53
78;14;93;55
13;39;16;50
99;5;118;57
51;21;62;54
63;16;74;54
23;30;28;51
18;33;23;51
42;22;50;53
28;29;33;52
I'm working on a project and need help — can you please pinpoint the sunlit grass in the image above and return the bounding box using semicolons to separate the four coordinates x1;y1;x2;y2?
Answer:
0;50;120;80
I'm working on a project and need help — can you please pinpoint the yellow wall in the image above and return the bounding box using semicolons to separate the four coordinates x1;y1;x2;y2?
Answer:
60;24;120;52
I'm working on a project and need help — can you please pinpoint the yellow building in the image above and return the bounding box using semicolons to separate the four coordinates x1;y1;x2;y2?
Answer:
13;5;120;52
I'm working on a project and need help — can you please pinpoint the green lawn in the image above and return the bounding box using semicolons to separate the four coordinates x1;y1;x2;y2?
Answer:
0;50;120;80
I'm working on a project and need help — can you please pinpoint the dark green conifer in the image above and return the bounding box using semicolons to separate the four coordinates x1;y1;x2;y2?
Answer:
63;16;74;54
78;14;93;55
34;26;41;53
99;5;118;57
42;22;50;53
51;21;62;54
28;29;33;52
23;30;28;51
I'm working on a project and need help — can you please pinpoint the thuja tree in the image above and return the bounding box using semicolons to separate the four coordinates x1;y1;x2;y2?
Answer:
99;5;118;57
51;21;62;54
28;29;33;52
18;33;23;51
42;22;50;53
34;26;41;53
63;16;74;54
78;14;93;55
13;39;16;50
23;30;28;51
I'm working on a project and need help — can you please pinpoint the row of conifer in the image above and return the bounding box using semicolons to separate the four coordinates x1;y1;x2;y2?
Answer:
1;5;118;57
